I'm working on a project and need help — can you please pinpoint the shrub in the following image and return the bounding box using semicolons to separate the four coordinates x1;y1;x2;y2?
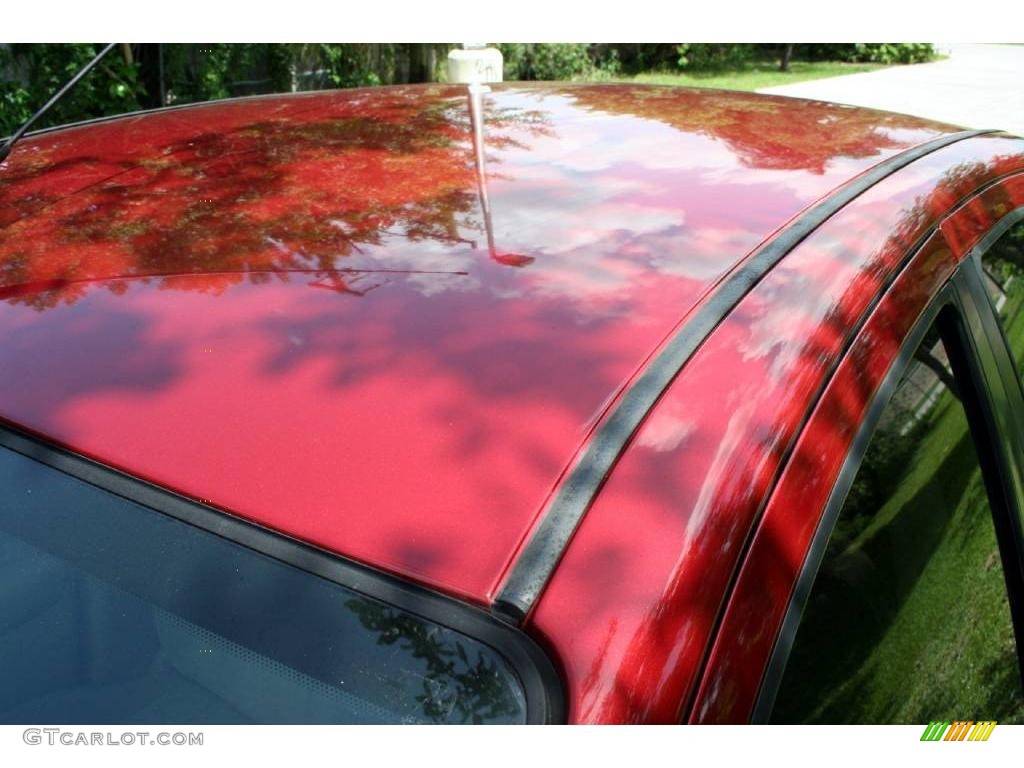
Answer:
794;43;936;64
598;43;678;73
670;43;936;72
851;43;936;64
0;44;143;134
498;44;596;81
675;43;754;71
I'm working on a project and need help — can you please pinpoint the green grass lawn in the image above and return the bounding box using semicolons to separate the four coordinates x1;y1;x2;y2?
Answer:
617;60;886;92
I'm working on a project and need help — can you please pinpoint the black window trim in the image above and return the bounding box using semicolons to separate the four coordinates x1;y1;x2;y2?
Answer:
0;423;566;724
752;254;1024;722
960;207;1024;683
682;178;1024;723
968;204;1024;414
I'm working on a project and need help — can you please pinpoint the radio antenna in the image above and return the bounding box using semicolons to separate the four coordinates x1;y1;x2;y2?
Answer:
447;45;532;267
0;42;118;165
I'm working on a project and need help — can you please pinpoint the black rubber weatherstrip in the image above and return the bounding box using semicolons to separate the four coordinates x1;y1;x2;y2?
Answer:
492;127;996;624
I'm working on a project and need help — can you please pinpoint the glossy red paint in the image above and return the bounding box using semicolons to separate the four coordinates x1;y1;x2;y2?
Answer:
690;168;1024;723
940;172;1024;258
528;135;1024;723
0;85;957;604
689;232;956;723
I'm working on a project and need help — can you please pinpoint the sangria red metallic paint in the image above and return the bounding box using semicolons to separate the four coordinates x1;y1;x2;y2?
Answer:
1;83;1022;722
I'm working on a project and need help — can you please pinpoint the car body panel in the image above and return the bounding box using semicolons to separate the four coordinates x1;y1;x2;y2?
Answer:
528;136;1024;723
688;168;1024;724
0;85;959;603
690;230;957;723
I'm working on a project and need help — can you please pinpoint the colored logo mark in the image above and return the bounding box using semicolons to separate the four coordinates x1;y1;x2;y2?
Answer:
920;721;996;741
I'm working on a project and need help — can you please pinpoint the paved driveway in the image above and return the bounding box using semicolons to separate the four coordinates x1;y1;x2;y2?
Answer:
760;44;1024;137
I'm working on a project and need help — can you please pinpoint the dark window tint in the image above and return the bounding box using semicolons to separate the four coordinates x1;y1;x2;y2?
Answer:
772;316;1024;723
0;446;527;724
981;218;1024;377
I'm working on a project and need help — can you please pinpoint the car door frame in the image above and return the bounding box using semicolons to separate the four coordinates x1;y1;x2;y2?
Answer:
753;256;1024;721
687;185;1024;723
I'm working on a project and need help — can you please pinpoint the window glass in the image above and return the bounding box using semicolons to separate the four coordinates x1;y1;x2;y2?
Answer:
772;317;1024;723
0;446;528;724
981;218;1024;376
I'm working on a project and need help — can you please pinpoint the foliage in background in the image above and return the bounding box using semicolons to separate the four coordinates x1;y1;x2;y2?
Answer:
0;43;143;134
791;43;937;65
627;61;885;93
0;43;451;134
670;43;935;71
0;42;936;135
498;43;620;81
675;43;754;70
849;43;936;64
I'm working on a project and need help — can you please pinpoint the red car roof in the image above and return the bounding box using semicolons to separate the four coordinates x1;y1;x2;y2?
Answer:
0;84;960;603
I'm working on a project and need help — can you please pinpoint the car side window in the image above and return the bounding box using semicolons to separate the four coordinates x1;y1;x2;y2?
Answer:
981;218;1024;377
770;311;1024;724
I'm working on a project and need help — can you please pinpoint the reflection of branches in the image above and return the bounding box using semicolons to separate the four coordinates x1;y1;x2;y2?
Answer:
561;84;933;173
0;93;555;311
913;347;959;399
983;263;1009;296
345;598;521;724
309;273;384;296
986;220;1024;286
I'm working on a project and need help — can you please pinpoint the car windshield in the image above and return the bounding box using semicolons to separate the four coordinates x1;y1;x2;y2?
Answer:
0;443;528;724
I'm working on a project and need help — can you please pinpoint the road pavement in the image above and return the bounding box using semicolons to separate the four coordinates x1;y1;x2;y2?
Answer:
759;44;1024;136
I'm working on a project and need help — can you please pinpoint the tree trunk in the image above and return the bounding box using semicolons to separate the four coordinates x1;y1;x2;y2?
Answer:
407;44;430;83
136;44;164;108
424;45;436;82
394;45;410;84
914;348;959;400
780;43;794;72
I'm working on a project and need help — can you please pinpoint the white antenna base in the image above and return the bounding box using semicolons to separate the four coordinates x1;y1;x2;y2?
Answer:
447;46;503;85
